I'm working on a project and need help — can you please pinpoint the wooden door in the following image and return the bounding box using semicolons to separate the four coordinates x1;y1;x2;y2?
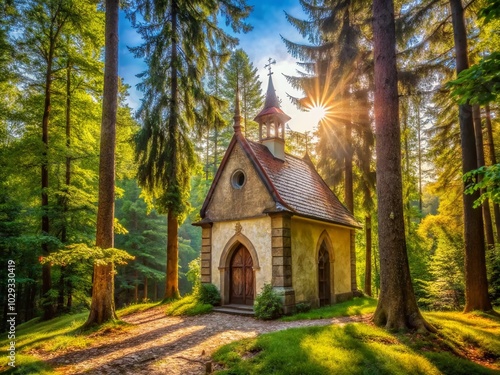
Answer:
318;244;331;306
230;245;254;305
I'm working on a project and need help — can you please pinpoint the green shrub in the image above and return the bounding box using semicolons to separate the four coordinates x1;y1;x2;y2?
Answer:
198;283;221;305
295;302;312;313
254;284;283;320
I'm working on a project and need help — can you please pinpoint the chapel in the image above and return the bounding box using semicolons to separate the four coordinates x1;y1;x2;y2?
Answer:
194;74;360;314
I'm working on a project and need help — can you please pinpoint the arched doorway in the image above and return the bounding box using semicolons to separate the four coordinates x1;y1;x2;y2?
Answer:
230;245;254;305
318;241;331;306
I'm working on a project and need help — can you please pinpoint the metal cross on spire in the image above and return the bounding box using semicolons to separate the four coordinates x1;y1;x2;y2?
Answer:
265;58;276;76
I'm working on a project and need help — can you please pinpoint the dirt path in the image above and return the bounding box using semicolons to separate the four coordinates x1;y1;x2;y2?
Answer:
36;306;371;374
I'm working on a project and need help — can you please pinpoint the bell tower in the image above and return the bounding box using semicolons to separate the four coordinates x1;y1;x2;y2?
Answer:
254;59;291;161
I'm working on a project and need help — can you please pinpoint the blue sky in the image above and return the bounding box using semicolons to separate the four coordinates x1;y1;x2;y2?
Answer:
118;1;320;133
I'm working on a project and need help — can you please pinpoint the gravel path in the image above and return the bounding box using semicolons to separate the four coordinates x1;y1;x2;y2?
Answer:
37;306;371;374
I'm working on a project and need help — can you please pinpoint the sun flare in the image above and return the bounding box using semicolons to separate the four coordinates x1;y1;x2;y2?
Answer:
308;105;328;126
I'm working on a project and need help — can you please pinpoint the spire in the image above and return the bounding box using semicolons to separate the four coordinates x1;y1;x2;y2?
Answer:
254;59;291;161
233;82;242;133
264;74;281;109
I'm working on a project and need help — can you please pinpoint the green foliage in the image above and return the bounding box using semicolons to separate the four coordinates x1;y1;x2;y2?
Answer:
254;284;283;320
114;179;167;304
198;283;221;306
448;52;500;105
164;294;213;316
294;302;312;313
186;257;201;288
488;246;500;306
418;212;465;310
448;0;500;105
281;297;377;322
222;48;263;140
464;164;500;207
41;244;134;267
214;311;500;375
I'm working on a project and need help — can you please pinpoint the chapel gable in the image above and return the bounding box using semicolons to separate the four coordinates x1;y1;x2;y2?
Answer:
202;140;275;222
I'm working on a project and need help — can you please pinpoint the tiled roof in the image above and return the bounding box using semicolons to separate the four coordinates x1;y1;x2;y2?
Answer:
246;140;360;228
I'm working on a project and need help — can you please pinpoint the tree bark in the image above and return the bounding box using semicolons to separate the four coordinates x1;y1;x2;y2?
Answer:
449;0;492;312
165;210;180;299
41;26;56;321
163;0;181;300
144;277;148;302
84;0;119;327
472;105;495;249
485;105;500;242
417;102;423;215
364;215;372;296
372;0;434;331
58;59;72;314
345;125;354;213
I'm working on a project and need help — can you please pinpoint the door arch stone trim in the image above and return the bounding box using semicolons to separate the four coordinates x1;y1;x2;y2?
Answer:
218;233;259;305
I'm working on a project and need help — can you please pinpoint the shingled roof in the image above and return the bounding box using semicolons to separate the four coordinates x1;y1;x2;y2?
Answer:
199;133;360;229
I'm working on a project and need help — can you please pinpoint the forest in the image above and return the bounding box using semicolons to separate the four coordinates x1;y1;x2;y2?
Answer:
0;0;499;333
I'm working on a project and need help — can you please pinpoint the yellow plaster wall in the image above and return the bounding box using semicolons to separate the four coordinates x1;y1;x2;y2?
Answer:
291;217;352;304
211;216;272;295
204;141;275;221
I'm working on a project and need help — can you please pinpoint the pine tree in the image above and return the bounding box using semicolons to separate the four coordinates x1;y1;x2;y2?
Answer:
449;0;492;312
372;0;433;331
222;49;263;140
130;0;251;299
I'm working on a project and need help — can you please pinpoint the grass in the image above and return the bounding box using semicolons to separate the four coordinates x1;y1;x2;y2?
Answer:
213;309;500;375
164;294;213;316
281;296;377;321
116;301;160;318
0;302;157;374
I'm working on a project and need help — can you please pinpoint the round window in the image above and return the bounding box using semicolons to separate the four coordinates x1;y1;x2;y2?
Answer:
231;170;246;189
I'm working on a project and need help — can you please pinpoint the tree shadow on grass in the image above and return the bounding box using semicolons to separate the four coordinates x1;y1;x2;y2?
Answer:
214;323;499;375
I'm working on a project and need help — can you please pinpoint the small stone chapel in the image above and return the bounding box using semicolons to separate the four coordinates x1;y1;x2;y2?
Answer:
194;73;360;313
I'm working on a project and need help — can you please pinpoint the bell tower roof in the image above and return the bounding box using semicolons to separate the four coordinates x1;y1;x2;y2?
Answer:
254;74;291;123
254;61;290;161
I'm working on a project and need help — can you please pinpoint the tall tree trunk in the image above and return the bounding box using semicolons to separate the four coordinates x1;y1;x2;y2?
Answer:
364;215;372;296
58;60;72;314
134;270;138;303
165;210;180;299
344;125;354;213
84;0;119;327
214;124;219;174
41;34;55;321
372;0;433;331
485;105;500;242
143;277;148;302
417;102;423;215
205;127;210;180
402;98;411;231
449;0;492;312
473;105;495;249
344;124;356;293
164;0;180;300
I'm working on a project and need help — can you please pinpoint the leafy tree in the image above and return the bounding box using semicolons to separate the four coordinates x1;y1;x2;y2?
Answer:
372;0;433;331
13;0;106;320
130;0;251;299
